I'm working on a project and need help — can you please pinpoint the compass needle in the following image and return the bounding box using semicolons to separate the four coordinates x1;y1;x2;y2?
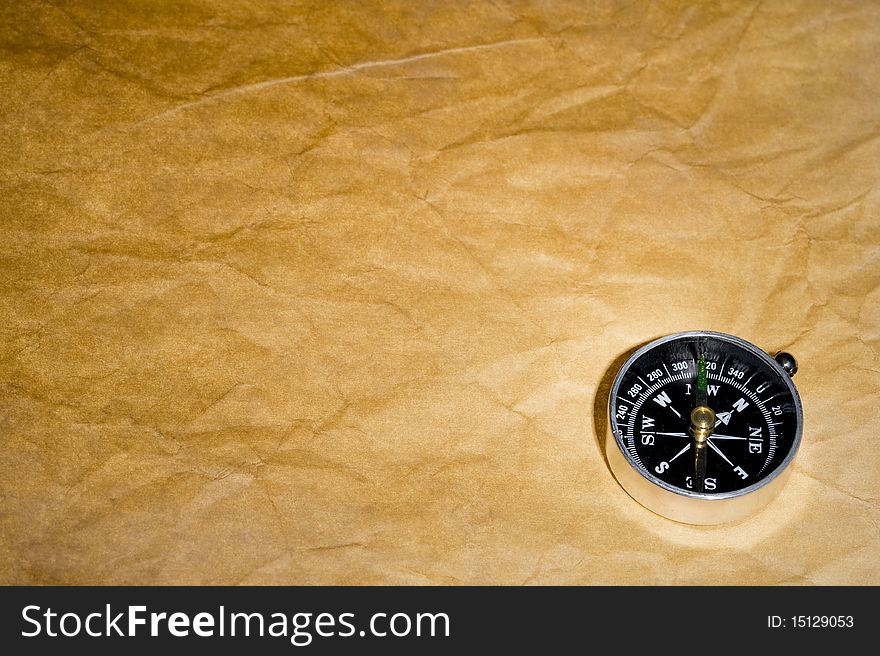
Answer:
689;338;713;492
696;339;708;409
607;331;803;524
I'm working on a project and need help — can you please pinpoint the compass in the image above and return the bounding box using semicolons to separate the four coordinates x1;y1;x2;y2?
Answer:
606;331;802;525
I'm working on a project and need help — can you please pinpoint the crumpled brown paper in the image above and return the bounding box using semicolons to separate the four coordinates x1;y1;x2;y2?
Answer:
2;0;879;585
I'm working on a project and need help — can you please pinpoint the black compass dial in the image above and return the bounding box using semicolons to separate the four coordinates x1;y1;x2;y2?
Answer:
610;333;801;496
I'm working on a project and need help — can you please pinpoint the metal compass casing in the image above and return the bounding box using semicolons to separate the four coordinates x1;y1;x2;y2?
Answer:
606;331;803;525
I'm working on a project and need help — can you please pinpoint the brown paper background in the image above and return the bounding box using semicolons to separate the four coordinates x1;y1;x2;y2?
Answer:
2;0;879;585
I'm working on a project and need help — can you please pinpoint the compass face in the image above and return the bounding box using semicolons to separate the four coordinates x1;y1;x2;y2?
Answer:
609;332;802;498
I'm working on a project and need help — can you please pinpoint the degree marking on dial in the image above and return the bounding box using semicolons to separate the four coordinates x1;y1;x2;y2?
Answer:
662;362;671;377
632;371;688;405
625;372;779;425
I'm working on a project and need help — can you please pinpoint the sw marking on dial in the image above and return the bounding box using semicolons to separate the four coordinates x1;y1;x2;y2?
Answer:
611;334;798;496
